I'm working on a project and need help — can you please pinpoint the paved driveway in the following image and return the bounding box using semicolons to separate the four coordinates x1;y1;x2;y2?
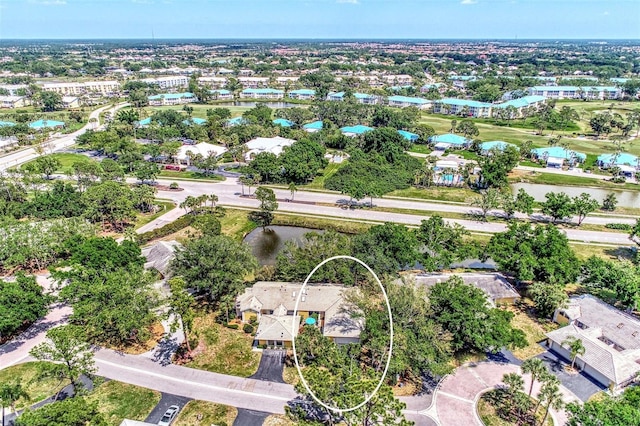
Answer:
250;350;285;383
144;392;192;424
537;350;606;402
233;408;270;426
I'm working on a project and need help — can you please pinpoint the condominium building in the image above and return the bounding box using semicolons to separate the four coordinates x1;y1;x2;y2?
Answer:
140;76;189;90
42;80;121;96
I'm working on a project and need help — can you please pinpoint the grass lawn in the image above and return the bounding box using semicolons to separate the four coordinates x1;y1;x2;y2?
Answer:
158;170;224;181
510;171;640;190
173;400;237;426
219;208;258;241
24;153;96;175
186;310;261;378
282;366;300;386
134;200;175;229
273;212;371;234
303;162;344;190
519;160;543;168
506;304;557;360
387;186;477;203
408;144;432;154
570;243;635;261
87;381;160;426
0;362;65;410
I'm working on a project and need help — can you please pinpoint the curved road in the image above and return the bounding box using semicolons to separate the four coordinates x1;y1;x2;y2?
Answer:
0;102;128;172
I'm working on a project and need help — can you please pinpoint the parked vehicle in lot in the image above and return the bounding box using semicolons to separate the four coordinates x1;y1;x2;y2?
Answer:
157;405;180;426
164;164;186;171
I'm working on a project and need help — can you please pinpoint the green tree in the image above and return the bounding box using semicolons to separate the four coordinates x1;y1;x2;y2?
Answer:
538;377;564;426
541;192;575;224
521;358;548;398
572;193;600;226
629;218;640;248
456;120;480;139
82;181;136;231
132;184;157;213
280;139;327;183
601;193;618;211
415;215;475;270
477;146;520;188
529;282;568;319
16;397;106;426
251;186;278;229
30;326;96;395
566;386;640;426
472;188;501;221
487;222;579;284
0;381;30;420
171;234;258;303
167;277;195;353
37;91;63;112
249;152;280;183
352;222;421;275
288;182;297;201
28;156;61;180
428;276;526;353
562;336;586;370
501;188;535;219
0;274;50;340
133;161;160;184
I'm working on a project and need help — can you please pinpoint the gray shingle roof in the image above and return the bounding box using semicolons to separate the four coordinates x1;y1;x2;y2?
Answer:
411;273;520;305
141;240;182;277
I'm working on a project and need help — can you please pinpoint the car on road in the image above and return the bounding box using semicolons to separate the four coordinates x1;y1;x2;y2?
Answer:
157;405;180;426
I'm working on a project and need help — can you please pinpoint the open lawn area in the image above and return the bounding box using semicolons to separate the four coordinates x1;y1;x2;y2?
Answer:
86;380;161;426
158;170;225;181
134;200;175;229
303;161;344;190
506;303;557;360
510;170;640;190
22;152;95;175
186;310;261;378
174;400;237;426
387;186;477;203
219;207;258;240
0;362;65;410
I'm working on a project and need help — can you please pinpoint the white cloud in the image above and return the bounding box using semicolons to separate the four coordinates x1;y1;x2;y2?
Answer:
337;0;359;4
603;11;610;15
461;0;478;4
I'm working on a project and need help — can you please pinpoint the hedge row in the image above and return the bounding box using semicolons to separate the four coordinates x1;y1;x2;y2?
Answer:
137;214;195;244
605;223;632;231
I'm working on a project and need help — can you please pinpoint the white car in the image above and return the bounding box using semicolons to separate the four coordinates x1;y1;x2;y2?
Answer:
157;405;180;426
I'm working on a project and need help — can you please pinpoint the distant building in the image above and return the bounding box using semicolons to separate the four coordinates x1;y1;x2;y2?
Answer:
61;96;81;109
148;92;197;106
409;273;520;306
447;75;479;89
245;136;295;161
546;295;640;391
225;117;249;127
238;77;270;88
327;92;379;105
209;89;233;100
528;86;622;100
597;153;639;177
0;95;28;108
198;76;228;88
182;117;207;126
240;88;284;100
397;130;419;142
0;84;28;96
420;83;445;94
42;80;121;96
141;240;183;278
176;142;227;165
531;147;587;168
141;76;189;90
428;133;470;150
288;89;315;100
492;95;547;118
387;95;432;109
303;120;323;133
433;98;492;118
340;125;374;137
236;281;363;348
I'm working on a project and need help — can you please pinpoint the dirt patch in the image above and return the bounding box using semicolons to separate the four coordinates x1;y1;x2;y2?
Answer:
156;185;184;191
110;322;165;355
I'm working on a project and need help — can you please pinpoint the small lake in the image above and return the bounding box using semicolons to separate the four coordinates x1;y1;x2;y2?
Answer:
215;101;300;109
510;183;640;208
243;226;323;265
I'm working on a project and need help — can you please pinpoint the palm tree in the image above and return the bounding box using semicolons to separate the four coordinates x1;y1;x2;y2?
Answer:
521;358;547;397
538;380;564;426
288;182;297;201
209;194;218;208
0;381;30;421
562;336;586;370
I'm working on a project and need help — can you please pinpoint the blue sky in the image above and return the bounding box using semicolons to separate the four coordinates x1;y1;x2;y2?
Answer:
0;0;638;39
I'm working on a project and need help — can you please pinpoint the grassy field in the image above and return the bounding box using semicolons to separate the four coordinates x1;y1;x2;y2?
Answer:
23;152;96;175
507;304;557;360
264;414;297;426
186;311;261;378
510;170;640;190
387;186;478;203
478;391;554;426
303;162;344;190
134;200;175;229
87;381;161;426
219;208;258;240
0;362;65;410
158;170;225;181
174;400;237;426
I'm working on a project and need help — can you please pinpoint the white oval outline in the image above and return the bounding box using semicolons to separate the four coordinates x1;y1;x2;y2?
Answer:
291;255;394;414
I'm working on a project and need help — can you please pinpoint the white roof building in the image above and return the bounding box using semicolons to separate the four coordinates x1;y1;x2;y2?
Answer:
176;142;227;163
245;136;295;161
547;295;640;391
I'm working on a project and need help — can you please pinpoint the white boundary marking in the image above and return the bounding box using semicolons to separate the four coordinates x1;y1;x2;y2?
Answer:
291;255;394;413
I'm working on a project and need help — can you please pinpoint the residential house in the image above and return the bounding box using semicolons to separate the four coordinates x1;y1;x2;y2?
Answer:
61;96;81;109
546;295;640;391
0;95;28;108
0;84;28;96
245;136;295;161
480;141;519;155
148;92;197;106
236;281;363;348
240;88;284;100
303;120;323;133
410;273;520;306
492;95;547;118
198;76;228;88
273;118;294;127
141;240;183;278
397;130;419;142
288;89;316;100
531;147;587;168
433;98;493;118
428;133;470;150
420;83;445;94
382;74;413;85
209;89;233;100
176;142;227;165
387;95;432;109
340;125;374;137
448;75;479;89
597;153;639;177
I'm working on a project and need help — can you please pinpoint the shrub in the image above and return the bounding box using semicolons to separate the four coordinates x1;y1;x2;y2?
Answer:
224;323;239;330
169;182;179;189
136;214;195;244
243;324;254;334
605;223;632;231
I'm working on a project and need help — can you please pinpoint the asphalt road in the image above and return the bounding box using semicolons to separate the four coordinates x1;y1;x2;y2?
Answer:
0;103;128;172
137;177;636;246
